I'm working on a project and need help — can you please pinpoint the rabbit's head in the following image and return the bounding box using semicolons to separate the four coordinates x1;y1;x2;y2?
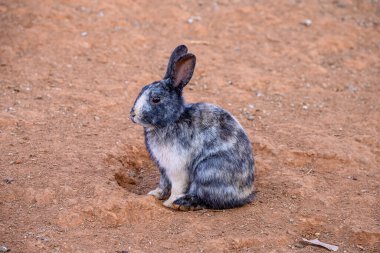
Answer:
130;45;196;127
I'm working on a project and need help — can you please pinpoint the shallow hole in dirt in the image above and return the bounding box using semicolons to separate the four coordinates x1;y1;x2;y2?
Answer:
106;146;159;195
114;164;159;195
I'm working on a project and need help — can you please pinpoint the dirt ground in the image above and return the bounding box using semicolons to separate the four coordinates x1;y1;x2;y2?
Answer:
1;0;379;252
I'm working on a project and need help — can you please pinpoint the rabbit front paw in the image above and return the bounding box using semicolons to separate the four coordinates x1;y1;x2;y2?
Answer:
147;188;165;199
163;194;185;208
163;199;174;208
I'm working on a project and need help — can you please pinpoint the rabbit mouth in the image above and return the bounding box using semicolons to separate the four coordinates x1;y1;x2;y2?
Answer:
130;113;155;128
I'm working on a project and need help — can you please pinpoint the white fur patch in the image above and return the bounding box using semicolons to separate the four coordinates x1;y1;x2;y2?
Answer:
149;139;190;205
147;188;163;199
133;90;148;119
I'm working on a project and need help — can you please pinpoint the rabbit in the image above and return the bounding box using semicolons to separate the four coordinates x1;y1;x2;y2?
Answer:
130;45;255;210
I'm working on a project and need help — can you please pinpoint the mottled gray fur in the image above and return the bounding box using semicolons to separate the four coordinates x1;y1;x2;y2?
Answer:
130;45;255;210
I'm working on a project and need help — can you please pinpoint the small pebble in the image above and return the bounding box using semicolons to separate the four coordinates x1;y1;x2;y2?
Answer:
301;19;312;26
356;245;365;251
347;84;358;93
247;115;254;121
294;243;305;248
3;177;14;184
187;16;201;24
10;160;22;165
0;246;9;252
348;175;358;180
37;235;50;242
6;107;15;112
256;91;264;97
80;31;88;37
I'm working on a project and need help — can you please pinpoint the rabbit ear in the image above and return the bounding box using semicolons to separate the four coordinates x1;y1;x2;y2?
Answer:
163;45;188;79
171;54;196;89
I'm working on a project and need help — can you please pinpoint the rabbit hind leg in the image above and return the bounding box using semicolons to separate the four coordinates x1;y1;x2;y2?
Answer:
172;194;204;211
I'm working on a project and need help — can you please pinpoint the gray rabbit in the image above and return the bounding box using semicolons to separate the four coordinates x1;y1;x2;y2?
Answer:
130;45;255;210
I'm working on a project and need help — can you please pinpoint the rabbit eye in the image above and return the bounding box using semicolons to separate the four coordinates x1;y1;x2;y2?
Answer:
151;97;161;104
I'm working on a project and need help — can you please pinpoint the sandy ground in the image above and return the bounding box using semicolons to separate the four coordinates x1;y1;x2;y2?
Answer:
1;0;379;252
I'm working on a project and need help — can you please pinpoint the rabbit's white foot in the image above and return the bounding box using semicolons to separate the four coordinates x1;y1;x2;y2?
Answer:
147;188;164;199
163;199;173;208
163;194;185;208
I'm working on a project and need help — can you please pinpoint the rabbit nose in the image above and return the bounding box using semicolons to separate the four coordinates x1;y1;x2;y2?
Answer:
130;110;136;122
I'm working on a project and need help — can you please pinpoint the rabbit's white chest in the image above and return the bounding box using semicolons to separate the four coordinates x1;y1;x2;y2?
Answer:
149;141;189;173
148;138;191;205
